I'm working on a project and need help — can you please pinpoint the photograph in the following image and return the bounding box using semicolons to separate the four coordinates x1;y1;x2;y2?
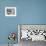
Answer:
5;7;16;16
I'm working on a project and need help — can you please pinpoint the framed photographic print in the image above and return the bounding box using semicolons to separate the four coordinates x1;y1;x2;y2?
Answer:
5;7;16;16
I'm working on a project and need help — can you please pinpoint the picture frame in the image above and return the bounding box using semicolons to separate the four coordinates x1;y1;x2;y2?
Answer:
5;7;16;16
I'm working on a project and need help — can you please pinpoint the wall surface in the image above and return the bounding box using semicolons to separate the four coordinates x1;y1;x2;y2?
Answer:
0;0;46;44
